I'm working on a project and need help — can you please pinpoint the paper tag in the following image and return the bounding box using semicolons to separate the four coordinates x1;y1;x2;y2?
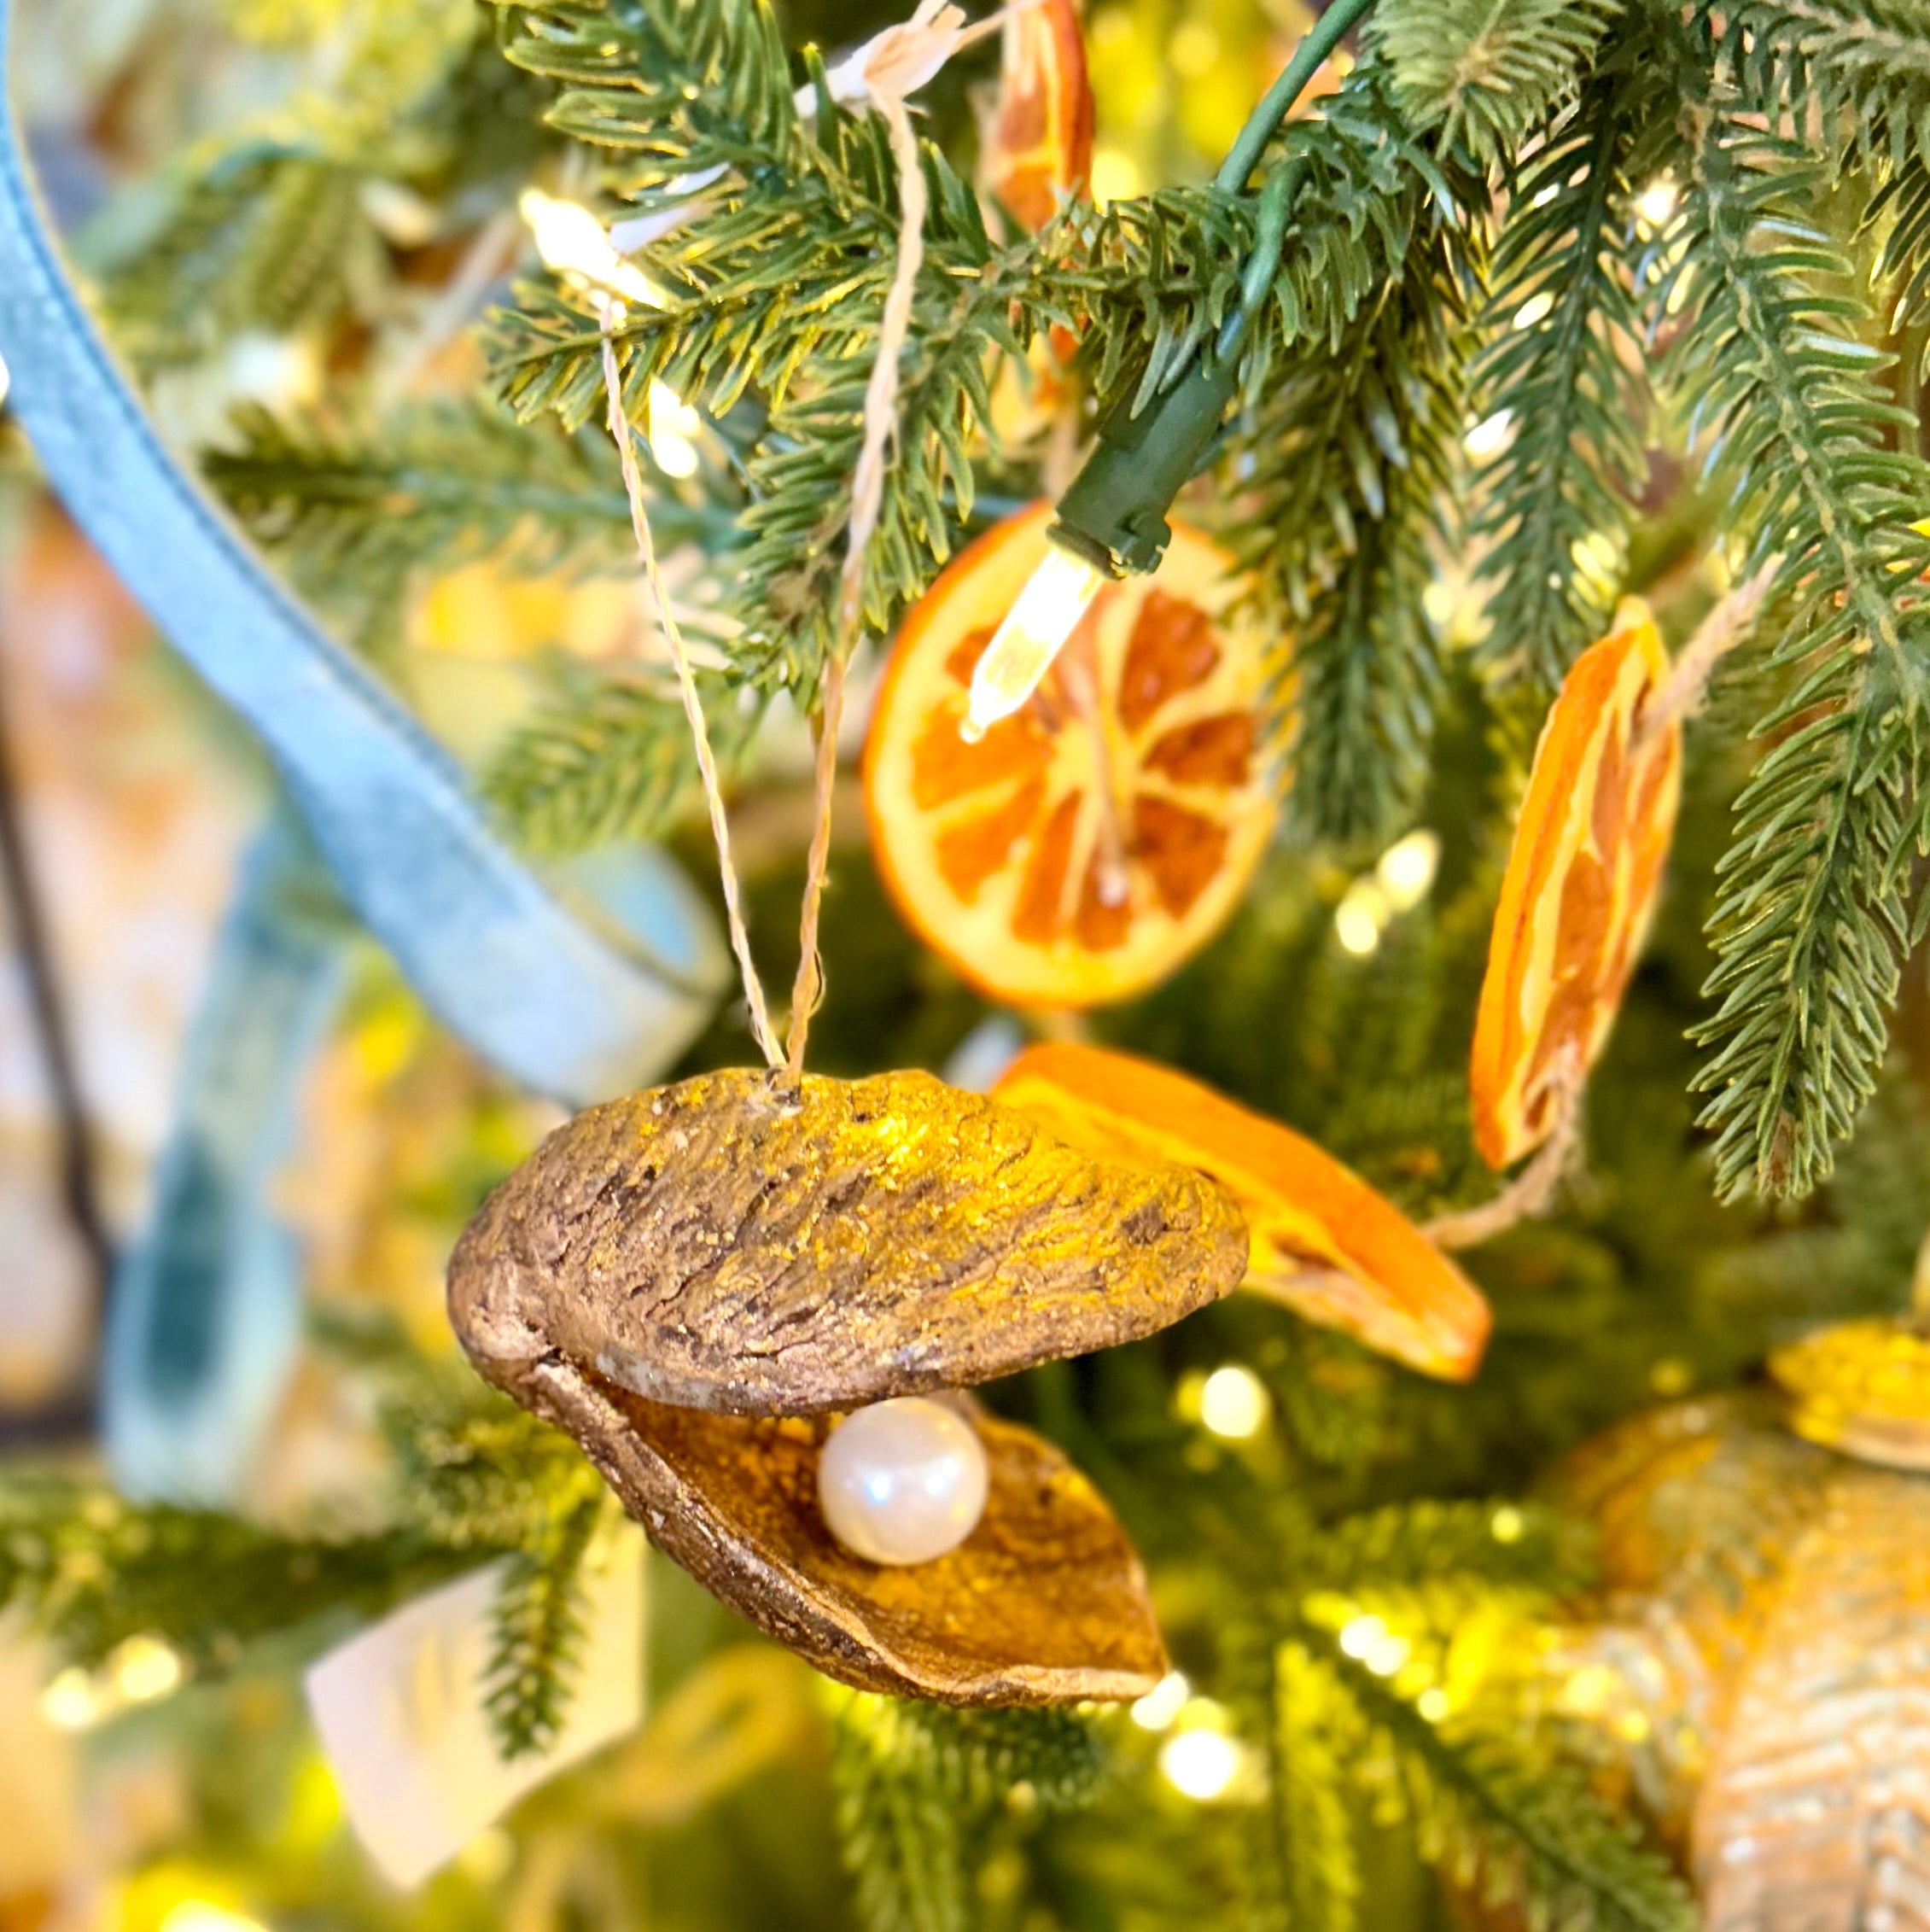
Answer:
305;1523;646;1888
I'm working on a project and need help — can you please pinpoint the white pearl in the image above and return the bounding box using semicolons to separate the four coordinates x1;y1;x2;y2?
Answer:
818;1398;989;1566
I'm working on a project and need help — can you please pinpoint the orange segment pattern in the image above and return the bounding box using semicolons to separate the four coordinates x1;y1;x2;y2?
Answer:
864;505;1278;1008
983;0;1093;232
992;1042;1492;1382
1471;600;1683;1170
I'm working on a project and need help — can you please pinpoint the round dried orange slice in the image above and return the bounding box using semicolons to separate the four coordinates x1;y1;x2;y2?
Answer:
864;504;1277;1008
992;1042;1491;1382
1471;600;1682;1170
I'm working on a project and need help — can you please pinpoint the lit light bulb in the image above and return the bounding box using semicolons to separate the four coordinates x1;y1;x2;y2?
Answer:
1375;829;1440;912
157;1904;271;1932
1130;1672;1191;1731
520;190;662;307
1636;176;1679;227
1511;290;1555;331
38;1665;106;1732
1198;1365;1268;1440
1159;1729;1242;1801
963;545;1107;741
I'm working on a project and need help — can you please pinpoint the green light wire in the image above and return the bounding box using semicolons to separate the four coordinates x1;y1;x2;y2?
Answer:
1046;0;1379;579
1216;0;1380;193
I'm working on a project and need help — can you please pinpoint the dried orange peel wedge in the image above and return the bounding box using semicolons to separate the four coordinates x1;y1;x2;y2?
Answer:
1471;600;1682;1170
865;505;1278;1008
983;0;1093;231
992;1042;1492;1381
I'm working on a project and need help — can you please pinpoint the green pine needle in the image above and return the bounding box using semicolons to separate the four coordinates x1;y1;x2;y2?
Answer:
1373;0;1618;167
1663;113;1930;1199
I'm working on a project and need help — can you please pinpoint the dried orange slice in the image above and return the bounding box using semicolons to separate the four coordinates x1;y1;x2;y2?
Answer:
865;505;1277;1007
992;1042;1491;1381
1471;600;1682;1170
983;0;1093;231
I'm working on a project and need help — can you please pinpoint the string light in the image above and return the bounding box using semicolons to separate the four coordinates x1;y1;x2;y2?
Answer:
1198;1365;1269;1439
1159;1728;1242;1801
520;190;702;480
1636;175;1679;227
38;1665;106;1732
1334;879;1388;956
962;544;1107;740
158;1905;271;1932
1376;829;1440;912
1511;290;1555;330
110;1633;184;1704
1463;408;1513;459
1130;1672;1192;1731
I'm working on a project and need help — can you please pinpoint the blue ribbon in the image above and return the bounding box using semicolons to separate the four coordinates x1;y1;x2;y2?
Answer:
0;0;726;1111
103;816;351;1503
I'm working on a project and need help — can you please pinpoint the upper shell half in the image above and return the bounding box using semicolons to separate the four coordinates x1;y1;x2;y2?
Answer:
449;1065;1251;1415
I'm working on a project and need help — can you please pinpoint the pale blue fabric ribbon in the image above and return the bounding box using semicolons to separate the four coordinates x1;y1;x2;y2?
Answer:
0;0;726;1109
1;0;733;1494
103;816;352;1503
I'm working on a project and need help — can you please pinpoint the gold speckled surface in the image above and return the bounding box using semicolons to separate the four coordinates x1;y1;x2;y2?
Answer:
1552;1393;1930;1929
1770;1317;1930;1470
449;1065;1250;1415
510;1361;1167;1705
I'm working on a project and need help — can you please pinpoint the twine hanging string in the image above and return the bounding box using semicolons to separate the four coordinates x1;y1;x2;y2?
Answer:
1641;558;1779;742
1423;1051;1583;1252
597;325;784;1067
579;1;1004;1079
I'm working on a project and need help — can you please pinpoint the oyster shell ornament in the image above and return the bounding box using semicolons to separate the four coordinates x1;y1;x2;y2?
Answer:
1548;1316;1930;1930
449;1065;1250;1705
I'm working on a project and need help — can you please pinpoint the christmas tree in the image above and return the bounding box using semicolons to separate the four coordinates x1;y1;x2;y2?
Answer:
4;0;1930;1926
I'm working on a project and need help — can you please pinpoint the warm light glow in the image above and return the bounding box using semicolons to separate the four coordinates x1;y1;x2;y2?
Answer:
648;382;703;478
1169;20;1220;74
1198;1365;1268;1440
1511;291;1554;331
110;1634;184;1704
520;189;663;309
1159;1729;1242;1801
158;1905;271;1932
1463;408;1513;459
1417;1688;1450;1723
963;544;1106;740
1089;149;1141;203
1334;880;1388;956
1338;1614;1387;1661
1490;1505;1525;1544
38;1666;105;1732
1376;829;1440;912
1636;176;1679;227
1130;1672;1192;1731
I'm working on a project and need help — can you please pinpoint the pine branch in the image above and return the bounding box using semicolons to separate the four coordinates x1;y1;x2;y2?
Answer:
1372;0;1618;167
1660;114;1930;1199
903;1705;1109;1812
1234;258;1470;848
0;1476;473;1673
106;151;379;370
1873;151;1930;360
483;669;763;852
483;1491;603;1760
829;1694;972;1932
206;400;645;584
1301;1499;1590;1596
1293;1618;1697;1932
1469;73;1648;686
1265;1642;1365;1932
1721;0;1930;169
